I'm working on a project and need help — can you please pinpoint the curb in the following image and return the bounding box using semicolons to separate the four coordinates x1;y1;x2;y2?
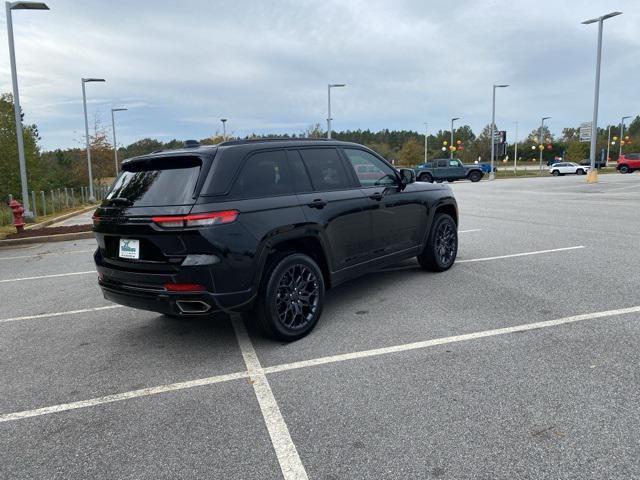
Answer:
25;205;96;230
0;230;94;247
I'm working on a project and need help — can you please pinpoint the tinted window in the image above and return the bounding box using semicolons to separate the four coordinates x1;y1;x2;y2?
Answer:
286;150;313;193
343;148;397;187
232;150;292;198
108;156;201;206
436;160;448;168
627;153;640;160
299;148;350;191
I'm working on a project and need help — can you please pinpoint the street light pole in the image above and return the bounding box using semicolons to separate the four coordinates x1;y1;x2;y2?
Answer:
6;1;50;220
327;83;345;139
221;118;227;140
538;116;550;174
606;125;611;165
490;84;509;180
582;11;622;183
450;117;460;159
514;121;518;175
423;122;428;163
82;77;105;202
111;107;127;176
620;115;630;157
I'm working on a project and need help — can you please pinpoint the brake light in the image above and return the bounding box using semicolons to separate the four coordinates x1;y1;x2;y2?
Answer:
92;214;100;225
152;210;238;228
164;283;206;292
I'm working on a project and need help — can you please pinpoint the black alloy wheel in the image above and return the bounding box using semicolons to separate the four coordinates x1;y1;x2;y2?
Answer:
275;264;320;330
417;213;458;271
256;253;325;341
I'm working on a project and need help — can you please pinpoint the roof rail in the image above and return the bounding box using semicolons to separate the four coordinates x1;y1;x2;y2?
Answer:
218;138;333;146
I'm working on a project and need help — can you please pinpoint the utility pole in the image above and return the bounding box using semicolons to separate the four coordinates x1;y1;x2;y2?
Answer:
423;123;428;163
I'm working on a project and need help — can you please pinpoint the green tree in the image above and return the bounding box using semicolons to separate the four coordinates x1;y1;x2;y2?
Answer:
396;137;423;166
0;93;43;201
565;141;587;162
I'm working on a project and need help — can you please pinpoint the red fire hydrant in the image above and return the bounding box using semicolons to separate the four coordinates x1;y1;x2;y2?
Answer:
8;199;25;233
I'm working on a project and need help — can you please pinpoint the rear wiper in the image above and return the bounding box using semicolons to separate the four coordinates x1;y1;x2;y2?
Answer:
108;197;133;206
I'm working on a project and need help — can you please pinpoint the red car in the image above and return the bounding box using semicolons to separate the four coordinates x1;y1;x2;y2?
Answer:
617;153;640;173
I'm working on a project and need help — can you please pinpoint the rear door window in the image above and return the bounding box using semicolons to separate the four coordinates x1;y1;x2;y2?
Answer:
298;148;350;191
231;150;292;198
286;150;313;193
436;160;448;168
108;156;202;206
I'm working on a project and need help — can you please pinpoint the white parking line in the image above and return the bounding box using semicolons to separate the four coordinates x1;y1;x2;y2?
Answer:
261;305;640;374
0;371;249;423
459;229;482;233
0;305;123;324
0;249;95;261
0;270;95;283
2;304;639;424
232;316;309;480
457;245;585;263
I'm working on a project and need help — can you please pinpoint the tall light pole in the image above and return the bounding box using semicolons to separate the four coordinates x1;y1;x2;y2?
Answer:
82;77;105;202
582;11;622;183
450;117;460;159
514;121;519;175
620;115;630;157
423;122;428;163
538;116;551;173
606;125;611;165
490;84;509;180
220;118;227;140
327;83;345;139
111;107;127;176
6;1;50;220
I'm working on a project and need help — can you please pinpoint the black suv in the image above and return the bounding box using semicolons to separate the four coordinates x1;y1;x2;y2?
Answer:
93;139;458;340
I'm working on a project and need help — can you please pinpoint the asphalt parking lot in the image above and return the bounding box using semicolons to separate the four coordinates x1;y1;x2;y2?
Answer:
1;174;640;480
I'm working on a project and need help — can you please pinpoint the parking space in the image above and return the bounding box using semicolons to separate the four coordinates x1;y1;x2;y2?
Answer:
1;175;639;479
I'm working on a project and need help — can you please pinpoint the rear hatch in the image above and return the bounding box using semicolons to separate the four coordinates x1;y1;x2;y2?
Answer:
94;152;214;272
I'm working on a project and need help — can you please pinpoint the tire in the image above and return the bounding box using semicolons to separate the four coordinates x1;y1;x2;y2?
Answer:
447;179;455;183
468;171;482;182
417;213;458;272
576;169;585;175
419;173;433;183
255;252;324;341
435;179;444;183
552;170;560;176
619;165;629;174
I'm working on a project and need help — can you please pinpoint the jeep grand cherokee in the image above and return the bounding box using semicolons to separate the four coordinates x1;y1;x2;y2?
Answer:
93;139;458;341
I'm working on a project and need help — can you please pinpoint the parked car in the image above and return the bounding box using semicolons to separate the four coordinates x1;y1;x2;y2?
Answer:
93;139;459;341
616;153;640;173
476;163;496;174
548;162;589;176
415;158;484;183
580;158;607;169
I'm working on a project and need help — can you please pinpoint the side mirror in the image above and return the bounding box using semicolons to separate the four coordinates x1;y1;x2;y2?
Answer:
398;168;416;186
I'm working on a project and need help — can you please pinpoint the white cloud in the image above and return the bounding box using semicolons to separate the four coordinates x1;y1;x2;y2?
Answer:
0;0;638;150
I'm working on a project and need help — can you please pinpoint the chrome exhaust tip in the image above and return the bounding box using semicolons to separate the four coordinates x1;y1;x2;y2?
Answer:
176;300;211;314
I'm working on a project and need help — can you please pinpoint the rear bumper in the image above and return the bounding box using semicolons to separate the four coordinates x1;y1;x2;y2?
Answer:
95;251;254;315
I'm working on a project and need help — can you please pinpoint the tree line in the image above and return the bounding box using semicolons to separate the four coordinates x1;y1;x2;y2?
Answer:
1;92;639;202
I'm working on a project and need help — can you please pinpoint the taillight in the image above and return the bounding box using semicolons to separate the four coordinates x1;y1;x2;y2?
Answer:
164;283;206;292
92;214;100;225
152;210;238;228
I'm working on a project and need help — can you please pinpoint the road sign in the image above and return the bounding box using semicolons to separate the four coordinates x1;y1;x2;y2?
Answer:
580;122;592;142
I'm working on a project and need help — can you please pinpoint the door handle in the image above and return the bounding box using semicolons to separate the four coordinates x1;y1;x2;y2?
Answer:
369;192;384;201
307;199;327;209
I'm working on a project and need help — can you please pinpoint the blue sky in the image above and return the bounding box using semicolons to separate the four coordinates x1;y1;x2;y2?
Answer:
0;0;638;150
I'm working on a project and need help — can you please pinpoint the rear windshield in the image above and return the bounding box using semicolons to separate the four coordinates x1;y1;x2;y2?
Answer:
107;156;201;207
